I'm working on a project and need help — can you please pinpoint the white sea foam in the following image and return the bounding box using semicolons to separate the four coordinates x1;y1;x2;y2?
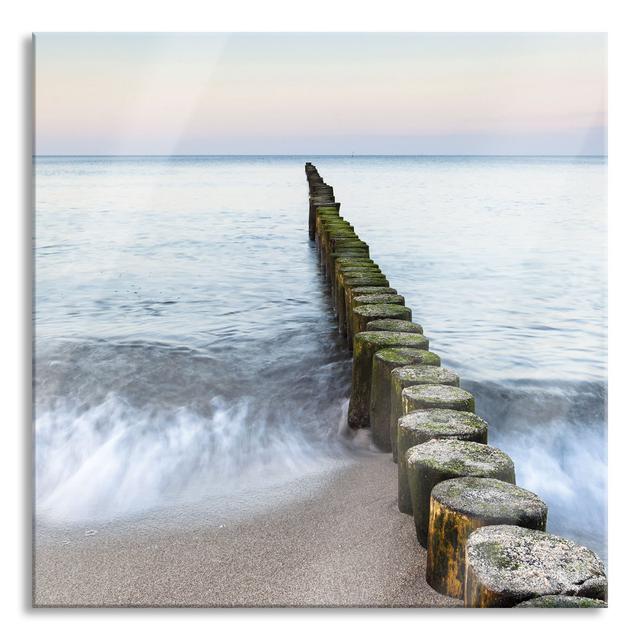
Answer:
35;393;349;523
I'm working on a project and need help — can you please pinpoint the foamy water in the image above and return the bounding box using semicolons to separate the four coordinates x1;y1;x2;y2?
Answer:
34;155;607;560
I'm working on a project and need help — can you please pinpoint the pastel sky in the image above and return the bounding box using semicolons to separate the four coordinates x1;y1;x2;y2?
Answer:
34;33;607;155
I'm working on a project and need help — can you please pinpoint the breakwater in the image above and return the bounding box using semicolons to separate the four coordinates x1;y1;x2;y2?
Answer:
305;162;608;608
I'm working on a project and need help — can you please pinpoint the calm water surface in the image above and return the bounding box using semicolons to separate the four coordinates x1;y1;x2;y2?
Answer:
34;156;607;560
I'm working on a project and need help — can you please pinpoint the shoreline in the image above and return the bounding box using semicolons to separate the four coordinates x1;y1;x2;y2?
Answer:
34;452;459;607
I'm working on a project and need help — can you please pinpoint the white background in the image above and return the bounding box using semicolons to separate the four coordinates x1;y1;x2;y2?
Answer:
2;1;637;637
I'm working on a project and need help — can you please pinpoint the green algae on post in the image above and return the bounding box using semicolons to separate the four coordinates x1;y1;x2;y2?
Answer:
390;369;462;462
319;229;359;266
396;409;488;515
335;267;386;316
308;199;339;239
338;275;391;336
427;477;547;599
350;286;398;298
337;286;397;332
369;348;441;452
329;251;371;284
350;303;412;342
348;331;429;430
352;293;405;306
349;294;408;341
405;439;515;547
402;383;473;415
464;525;607;608
366;319;423;334
328;258;378;297
341;276;392;336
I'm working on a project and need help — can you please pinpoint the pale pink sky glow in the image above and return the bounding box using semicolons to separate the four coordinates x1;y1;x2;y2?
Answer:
35;33;607;155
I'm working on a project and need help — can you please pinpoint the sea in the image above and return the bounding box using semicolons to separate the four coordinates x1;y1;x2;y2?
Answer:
34;155;607;562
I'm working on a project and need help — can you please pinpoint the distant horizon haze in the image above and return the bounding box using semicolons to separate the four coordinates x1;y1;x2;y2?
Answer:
34;33;607;156
33;153;608;158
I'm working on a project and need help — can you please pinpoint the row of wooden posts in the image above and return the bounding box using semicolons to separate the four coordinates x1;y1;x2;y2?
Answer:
304;162;607;608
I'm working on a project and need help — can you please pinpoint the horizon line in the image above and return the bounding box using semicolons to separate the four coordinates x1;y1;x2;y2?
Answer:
33;153;608;158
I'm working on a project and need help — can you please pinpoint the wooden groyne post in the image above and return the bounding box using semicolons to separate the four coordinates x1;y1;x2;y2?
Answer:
303;162;607;607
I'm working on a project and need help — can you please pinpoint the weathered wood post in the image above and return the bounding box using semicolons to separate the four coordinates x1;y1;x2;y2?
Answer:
334;266;385;319
353;292;406;307
309;196;339;240
396;409;488;514
389;370;463;462
515;596;607;608
314;208;345;249
464;525;607;607
402;383;473;412
319;225;358;257
405;439;515;547
309;205;343;245
337;285;397;332
369;348;442;452
427;477;547;599
338;275;391;338
348;332;429;429
350;304;413;343
329;256;375;297
366;318;423;333
318;223;357;268
349;290;406;320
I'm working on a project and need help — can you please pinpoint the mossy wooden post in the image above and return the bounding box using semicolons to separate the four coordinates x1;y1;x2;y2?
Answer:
335;266;384;315
329;248;370;276
324;236;362;264
369;348;441;452
330;258;378;306
315;213;343;249
349;294;406;340
332;255;371;284
329;251;372;293
405;440;515;547
353;293;405;306
330;237;368;255
402;382;472;411
367;319;423;334
389;364;460;462
515;596;607;608
337;265;382;285
390;370;464;462
314;209;345;249
338;264;382;277
350;304;412;343
322;235;360;272
338;275;391;338
348;331;429;430
314;210;340;233
313;204;340;224
322;232;360;263
319;225;356;268
309;198;338;240
464;525;607;607
338;286;397;332
427;477;548;599
330;258;377;303
397;409;488;515
344;281;400;338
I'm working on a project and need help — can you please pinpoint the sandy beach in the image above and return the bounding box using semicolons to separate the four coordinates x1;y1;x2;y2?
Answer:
34;452;459;608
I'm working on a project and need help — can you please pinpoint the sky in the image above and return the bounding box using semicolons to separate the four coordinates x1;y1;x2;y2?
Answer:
34;33;607;155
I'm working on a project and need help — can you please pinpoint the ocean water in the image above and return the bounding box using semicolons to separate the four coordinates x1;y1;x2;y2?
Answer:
34;155;607;561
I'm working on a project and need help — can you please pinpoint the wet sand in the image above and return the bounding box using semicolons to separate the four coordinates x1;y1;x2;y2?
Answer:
34;453;460;607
